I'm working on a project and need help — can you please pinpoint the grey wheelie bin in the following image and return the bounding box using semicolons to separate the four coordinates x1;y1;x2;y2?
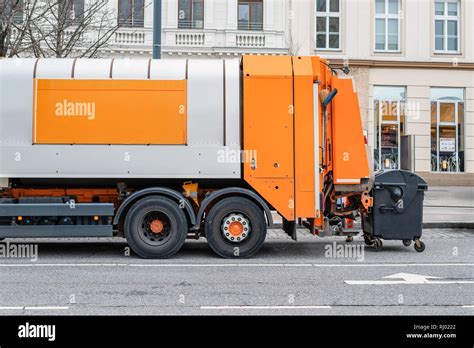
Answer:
362;170;428;252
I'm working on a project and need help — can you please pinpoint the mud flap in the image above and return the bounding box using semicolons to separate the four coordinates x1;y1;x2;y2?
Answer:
283;218;297;241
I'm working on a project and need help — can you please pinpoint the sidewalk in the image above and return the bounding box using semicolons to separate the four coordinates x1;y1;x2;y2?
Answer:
423;186;474;229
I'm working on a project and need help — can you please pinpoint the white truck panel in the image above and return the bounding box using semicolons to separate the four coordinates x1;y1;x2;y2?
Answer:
0;58;241;179
225;59;241;147
187;59;225;146
73;59;113;79
149;59;187;80
35;59;75;78
112;59;149;79
0;59;36;147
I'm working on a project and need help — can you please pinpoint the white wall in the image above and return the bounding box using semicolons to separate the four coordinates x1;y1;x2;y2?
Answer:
289;0;474;64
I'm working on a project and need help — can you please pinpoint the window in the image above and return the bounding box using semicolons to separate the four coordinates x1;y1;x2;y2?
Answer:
178;0;204;29
374;86;406;170
118;0;144;28
72;0;85;23
434;0;460;52
374;0;401;51
238;0;263;31
431;88;464;172
0;0;24;24
58;1;85;24
13;0;23;24
316;0;340;50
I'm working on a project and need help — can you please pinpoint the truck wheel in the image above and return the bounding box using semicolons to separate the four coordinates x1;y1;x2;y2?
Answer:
124;196;188;259
205;197;267;259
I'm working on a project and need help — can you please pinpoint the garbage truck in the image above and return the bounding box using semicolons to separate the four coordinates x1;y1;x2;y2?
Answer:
0;55;427;259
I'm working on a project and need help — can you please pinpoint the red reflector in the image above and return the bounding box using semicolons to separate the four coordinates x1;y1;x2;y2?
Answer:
364;136;368;145
346;219;354;229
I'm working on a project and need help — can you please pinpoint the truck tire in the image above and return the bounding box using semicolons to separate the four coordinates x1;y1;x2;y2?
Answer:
124;196;188;259
205;197;267;259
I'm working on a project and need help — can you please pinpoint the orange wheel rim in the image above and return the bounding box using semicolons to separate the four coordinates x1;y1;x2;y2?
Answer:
228;221;244;236
150;219;164;234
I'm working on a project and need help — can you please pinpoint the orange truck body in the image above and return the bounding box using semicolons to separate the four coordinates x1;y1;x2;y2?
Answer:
243;55;369;226
1;55;370;235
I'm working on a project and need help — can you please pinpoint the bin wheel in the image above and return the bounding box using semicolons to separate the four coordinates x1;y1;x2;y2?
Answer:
402;240;412;247
346;236;353;243
414;240;425;253
373;238;383;252
364;235;374;246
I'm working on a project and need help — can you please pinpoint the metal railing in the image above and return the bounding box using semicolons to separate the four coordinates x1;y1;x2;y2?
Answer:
178;19;204;30
117;18;145;29
237;21;263;31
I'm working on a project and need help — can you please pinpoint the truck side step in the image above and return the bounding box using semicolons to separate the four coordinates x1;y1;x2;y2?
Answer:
0;203;114;217
0;225;113;238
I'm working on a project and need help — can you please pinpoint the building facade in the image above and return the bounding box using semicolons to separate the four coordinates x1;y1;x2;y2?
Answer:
287;0;474;185
10;0;474;184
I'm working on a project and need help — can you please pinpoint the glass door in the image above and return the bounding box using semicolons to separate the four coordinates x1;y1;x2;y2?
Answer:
430;88;465;173
432;101;461;172
373;86;406;171
375;100;405;170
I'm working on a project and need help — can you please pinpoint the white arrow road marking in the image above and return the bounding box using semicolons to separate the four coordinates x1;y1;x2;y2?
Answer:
345;273;474;285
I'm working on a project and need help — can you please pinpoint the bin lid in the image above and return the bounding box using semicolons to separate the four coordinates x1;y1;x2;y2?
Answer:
374;170;428;191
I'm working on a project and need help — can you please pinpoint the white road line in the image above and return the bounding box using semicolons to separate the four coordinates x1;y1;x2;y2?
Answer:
202;305;474;310
0;306;68;310
0;263;471;268
201;305;331;310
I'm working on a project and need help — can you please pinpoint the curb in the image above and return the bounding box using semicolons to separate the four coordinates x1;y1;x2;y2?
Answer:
273;223;474;230
422;222;474;229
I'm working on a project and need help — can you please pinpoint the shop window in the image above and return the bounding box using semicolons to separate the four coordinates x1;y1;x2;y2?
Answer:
374;86;406;170
431;88;465;172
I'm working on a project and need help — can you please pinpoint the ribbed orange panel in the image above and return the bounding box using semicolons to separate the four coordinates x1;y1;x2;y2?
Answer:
242;56;295;221
293;57;317;219
33;79;187;145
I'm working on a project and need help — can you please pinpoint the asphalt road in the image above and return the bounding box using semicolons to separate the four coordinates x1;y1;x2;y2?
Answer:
0;228;472;315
